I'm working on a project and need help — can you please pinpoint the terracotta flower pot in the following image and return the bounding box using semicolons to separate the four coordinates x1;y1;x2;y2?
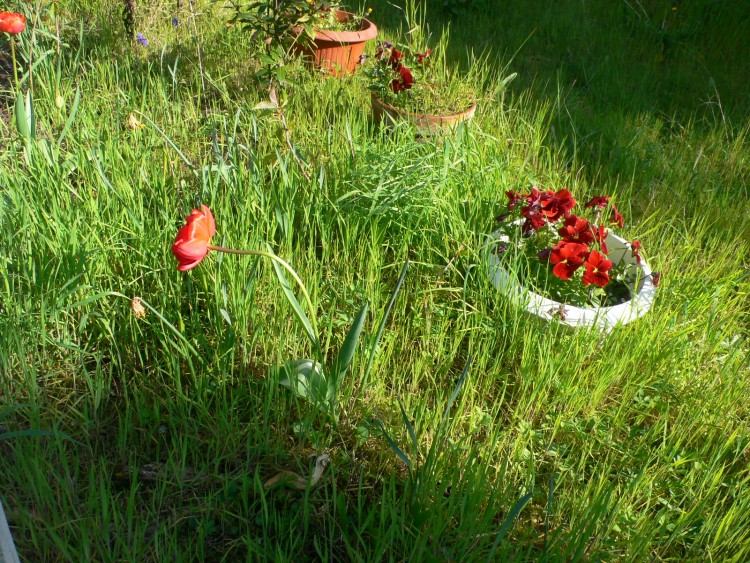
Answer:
487;227;657;332
371;92;477;136
296;11;378;77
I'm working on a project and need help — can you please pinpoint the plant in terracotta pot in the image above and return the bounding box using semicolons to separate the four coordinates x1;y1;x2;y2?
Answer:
224;0;377;79
487;187;660;330
362;40;478;135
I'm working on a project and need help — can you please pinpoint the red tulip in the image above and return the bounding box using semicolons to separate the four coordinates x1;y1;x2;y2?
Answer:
172;204;216;271
0;12;26;34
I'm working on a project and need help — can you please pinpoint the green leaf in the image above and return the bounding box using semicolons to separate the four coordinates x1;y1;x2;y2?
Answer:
14;93;30;140
486;492;533;562
399;399;419;461
267;244;319;350
375;413;411;470
443;354;472;420
57;87;81;146
331;302;368;384
278;359;330;413
364;259;409;379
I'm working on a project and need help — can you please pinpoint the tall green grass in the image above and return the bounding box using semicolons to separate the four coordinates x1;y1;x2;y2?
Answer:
1;0;749;560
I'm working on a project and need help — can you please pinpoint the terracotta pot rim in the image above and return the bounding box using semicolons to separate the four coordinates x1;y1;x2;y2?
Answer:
371;92;477;121
307;10;378;43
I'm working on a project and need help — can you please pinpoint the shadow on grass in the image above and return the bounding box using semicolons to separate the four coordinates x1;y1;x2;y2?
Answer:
371;0;750;205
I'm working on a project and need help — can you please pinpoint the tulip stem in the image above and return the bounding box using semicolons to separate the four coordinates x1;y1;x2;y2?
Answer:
10;35;19;91
207;244;318;338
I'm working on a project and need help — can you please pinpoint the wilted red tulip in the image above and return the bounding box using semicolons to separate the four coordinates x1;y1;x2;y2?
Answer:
0;12;26;34
172;204;216;271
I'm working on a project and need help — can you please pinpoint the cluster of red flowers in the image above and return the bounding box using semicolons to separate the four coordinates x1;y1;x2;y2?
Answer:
505;188;637;288
374;43;431;94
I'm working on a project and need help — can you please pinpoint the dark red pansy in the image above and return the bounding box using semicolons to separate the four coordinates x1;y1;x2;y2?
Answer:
415;49;432;64
540;189;576;222
506;189;523;210
550;242;588;280
521;208;545;233
611;204;624;228
584;195;610;209
631;240;642;264
652;271;661;287
595;225;609;254
524;187;542;207
389;66;413;93
582;250;613;287
558;215;595;245
388;48;404;69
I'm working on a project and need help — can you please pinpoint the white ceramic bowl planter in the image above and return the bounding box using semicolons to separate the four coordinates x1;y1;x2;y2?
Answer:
487;229;657;332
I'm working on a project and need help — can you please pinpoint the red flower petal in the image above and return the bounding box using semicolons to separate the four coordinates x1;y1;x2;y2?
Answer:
172;204;216;271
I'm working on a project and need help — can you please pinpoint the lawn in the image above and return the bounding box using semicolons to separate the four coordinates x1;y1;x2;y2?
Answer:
1;0;749;560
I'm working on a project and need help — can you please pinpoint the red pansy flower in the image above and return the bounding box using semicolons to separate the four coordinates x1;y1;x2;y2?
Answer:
630;240;642;264
506;189;523;210
521;208;545;233
415;49;432;64
540;189;576;222
523;187;542;207
0;12;26;34
558;215;595;245
550;242;588;280
611;203;624;228
652;271;662;287
584;195;610;209
389;65;413;93
388;48;404;69
582;250;613;287
594;225;609;254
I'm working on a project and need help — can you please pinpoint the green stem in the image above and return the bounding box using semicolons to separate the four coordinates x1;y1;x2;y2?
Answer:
207;244;319;338
10;35;19;91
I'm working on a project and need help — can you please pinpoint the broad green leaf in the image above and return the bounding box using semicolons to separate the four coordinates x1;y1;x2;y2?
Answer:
331;302;368;384
14;93;30;140
279;359;329;412
365;259;409;378
267;244;319;350
57;87;81;146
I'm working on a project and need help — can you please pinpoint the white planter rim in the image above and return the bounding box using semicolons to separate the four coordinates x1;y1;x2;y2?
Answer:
487;227;657;331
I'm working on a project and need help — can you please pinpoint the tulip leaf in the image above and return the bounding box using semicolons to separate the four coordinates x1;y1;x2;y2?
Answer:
278;359;331;414
267;244;319;351
57;87;81;146
14;93;30;141
331;302;368;385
